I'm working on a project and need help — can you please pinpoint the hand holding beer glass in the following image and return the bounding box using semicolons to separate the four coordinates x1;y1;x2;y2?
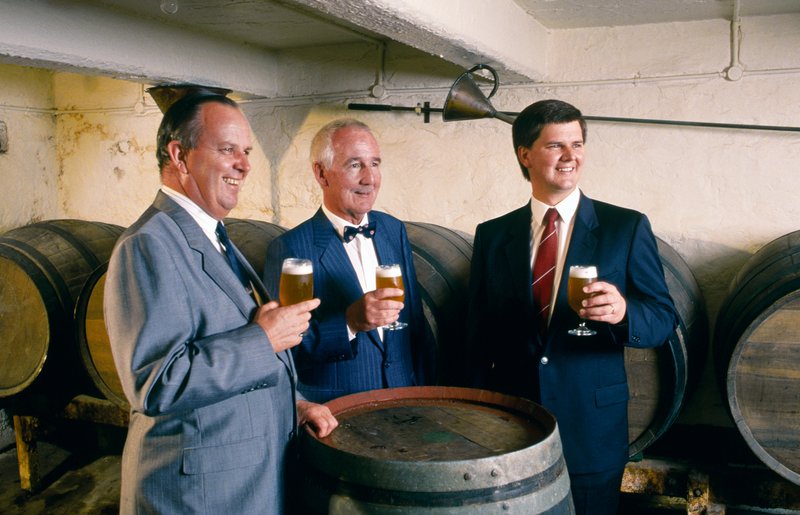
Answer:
375;263;407;330
280;258;314;335
567;265;598;336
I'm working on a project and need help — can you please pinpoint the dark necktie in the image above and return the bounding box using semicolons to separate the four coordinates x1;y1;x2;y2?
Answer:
532;208;559;331
216;221;251;291
343;222;377;243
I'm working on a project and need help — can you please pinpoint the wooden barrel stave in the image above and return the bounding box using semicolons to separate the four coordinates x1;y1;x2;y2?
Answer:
404;221;473;386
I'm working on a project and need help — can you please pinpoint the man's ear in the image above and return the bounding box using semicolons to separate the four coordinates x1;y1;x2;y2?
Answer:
313;162;328;187
516;145;530;169
167;141;188;173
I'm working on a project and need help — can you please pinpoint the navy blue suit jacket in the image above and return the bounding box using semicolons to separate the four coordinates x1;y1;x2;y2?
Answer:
264;209;434;403
466;194;678;474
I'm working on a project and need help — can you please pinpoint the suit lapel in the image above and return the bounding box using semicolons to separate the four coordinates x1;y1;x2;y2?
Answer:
372;215;402;266
312;210;364;302
502;203;535;310
154;192;255;319
551;194;599;332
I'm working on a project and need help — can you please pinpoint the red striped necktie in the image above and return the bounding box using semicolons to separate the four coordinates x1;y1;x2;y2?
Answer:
532;208;559;331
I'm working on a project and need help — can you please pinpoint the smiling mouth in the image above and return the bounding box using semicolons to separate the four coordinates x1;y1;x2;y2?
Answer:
556;167;575;173
223;177;241;186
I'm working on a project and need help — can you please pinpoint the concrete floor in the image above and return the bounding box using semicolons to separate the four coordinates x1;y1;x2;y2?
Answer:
0;444;119;514
0;415;123;515
0;420;796;515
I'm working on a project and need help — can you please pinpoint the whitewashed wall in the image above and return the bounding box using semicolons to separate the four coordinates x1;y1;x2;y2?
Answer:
1;14;799;436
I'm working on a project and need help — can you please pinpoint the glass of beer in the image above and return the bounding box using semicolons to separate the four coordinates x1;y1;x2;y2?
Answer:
280;258;314;336
375;263;407;330
567;265;598;336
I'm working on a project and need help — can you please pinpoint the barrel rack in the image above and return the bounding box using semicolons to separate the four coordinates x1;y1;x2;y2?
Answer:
12;394;128;492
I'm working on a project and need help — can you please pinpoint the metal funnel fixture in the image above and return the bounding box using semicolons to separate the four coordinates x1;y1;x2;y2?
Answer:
146;84;232;114
442;65;516;124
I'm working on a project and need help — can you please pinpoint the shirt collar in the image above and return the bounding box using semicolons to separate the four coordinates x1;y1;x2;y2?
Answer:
321;204;370;241
531;188;581;226
161;185;220;245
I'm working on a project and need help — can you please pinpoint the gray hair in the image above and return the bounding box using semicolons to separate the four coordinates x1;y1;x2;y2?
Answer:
309;118;372;169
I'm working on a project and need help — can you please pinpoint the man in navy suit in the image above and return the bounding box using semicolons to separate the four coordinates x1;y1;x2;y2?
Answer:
466;100;678;515
264;118;434;403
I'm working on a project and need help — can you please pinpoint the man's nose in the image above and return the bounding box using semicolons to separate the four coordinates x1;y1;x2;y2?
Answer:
236;150;251;173
360;165;377;183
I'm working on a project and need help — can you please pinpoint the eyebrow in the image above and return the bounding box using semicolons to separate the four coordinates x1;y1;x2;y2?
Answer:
344;156;381;164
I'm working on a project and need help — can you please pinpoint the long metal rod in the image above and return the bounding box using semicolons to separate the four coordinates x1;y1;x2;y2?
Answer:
577;115;800;133
348;103;800;133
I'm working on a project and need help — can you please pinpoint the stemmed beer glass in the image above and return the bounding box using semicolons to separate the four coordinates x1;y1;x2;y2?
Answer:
375;263;407;330
567;265;598;336
279;258;314;335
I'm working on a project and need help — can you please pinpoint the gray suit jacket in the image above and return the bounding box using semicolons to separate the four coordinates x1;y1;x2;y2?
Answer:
105;192;298;514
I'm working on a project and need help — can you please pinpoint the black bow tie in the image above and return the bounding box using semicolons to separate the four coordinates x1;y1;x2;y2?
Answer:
343;222;376;243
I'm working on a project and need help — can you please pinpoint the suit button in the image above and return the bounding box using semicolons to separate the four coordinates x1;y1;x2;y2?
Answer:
384;363;390;368
540;356;549;365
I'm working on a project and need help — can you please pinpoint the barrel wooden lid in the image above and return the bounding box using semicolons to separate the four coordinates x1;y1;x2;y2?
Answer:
318;387;549;462
302;386;565;496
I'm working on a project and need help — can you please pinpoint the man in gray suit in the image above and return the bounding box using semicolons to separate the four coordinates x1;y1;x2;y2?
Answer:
105;91;337;514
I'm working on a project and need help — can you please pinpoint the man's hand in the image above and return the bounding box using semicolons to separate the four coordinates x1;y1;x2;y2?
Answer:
579;281;627;325
345;288;403;333
297;399;338;438
254;299;320;352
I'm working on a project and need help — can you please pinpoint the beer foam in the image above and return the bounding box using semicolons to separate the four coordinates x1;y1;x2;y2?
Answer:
282;260;312;275
376;264;402;278
569;265;597;278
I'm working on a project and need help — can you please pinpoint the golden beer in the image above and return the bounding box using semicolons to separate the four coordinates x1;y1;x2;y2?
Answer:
279;258;313;306
568;269;597;314
376;264;407;330
376;264;405;302
567;265;598;336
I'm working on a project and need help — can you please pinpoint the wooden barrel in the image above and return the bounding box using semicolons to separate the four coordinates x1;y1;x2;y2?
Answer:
72;218;287;409
300;386;574;513
0;220;124;407
713;230;800;485
625;237;708;457
74;263;127;409
404;222;473;385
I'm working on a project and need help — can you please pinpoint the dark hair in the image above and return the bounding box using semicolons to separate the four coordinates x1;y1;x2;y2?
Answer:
155;92;239;171
511;99;587;180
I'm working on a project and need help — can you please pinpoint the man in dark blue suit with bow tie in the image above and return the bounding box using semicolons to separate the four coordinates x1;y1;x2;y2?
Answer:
466;100;678;515
263;118;434;403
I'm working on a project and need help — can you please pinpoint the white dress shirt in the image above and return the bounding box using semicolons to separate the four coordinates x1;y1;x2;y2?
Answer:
321;205;382;340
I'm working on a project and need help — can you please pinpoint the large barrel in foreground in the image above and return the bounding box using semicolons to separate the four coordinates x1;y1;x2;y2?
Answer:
625;237;708;456
713;230;800;485
0;219;123;408
301;386;574;514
